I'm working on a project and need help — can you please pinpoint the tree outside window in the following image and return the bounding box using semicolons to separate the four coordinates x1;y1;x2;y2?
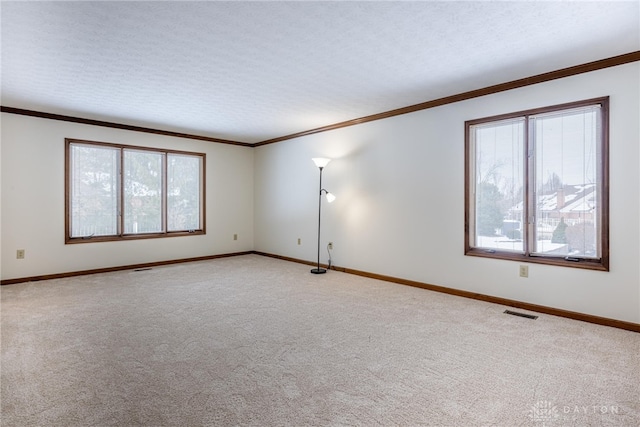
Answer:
465;98;609;271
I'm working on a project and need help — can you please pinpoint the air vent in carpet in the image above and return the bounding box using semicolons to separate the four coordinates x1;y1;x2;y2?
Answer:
504;310;538;320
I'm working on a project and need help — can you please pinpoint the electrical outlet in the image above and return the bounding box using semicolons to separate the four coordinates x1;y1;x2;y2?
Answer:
233;233;238;241
297;238;301;245
16;249;25;259
519;265;529;278
328;242;333;250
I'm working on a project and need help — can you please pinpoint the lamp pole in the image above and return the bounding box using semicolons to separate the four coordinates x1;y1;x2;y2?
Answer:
311;158;332;274
311;165;326;274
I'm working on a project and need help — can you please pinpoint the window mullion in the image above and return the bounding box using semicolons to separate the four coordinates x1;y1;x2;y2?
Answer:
118;148;124;237
594;106;603;259
162;153;168;233
525;116;533;256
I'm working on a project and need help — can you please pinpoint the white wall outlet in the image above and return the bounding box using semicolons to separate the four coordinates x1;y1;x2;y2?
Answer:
328;242;333;250
17;249;25;259
297;238;301;245
519;265;529;278
233;233;238;241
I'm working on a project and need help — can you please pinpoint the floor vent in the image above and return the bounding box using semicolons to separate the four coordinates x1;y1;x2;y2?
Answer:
134;268;152;272
504;310;538;320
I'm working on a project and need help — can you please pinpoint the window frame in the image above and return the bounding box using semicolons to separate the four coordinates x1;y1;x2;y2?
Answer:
65;138;206;244
464;97;609;271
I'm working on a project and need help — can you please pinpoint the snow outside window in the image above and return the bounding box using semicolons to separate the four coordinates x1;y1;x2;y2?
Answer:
465;98;609;271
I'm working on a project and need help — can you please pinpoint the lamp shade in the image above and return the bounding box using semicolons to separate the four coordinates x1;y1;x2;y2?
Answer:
312;157;331;169
325;192;336;203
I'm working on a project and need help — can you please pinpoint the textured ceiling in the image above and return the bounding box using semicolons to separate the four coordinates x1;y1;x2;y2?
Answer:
2;1;639;144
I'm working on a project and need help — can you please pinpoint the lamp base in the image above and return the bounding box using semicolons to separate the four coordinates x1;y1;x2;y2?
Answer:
310;268;327;274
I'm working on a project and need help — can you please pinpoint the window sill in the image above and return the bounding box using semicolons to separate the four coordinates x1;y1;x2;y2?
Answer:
465;247;609;272
65;230;205;244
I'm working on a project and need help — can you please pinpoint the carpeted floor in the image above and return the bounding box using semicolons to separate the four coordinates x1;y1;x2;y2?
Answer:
2;254;639;426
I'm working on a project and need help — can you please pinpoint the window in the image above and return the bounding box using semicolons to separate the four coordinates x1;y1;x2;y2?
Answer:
465;97;609;271
66;139;205;243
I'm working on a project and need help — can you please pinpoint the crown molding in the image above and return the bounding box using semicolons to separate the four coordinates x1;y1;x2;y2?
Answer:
2;51;638;147
254;50;640;146
0;106;252;147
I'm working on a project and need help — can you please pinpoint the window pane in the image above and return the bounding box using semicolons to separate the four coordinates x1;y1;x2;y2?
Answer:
70;144;119;237
532;106;600;258
167;154;202;232
123;150;163;234
471;119;525;252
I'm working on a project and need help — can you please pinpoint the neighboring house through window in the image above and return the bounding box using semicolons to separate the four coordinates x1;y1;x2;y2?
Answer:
465;97;609;270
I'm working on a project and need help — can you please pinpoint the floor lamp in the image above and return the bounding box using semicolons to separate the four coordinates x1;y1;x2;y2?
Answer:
311;157;335;274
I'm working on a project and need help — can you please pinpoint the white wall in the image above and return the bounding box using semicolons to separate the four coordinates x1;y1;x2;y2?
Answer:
254;62;640;324
0;115;254;280
2;63;638;324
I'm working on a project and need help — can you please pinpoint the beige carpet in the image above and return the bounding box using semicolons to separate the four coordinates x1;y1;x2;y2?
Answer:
1;254;639;426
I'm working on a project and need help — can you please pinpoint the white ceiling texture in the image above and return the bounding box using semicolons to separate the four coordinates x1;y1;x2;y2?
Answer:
2;1;639;144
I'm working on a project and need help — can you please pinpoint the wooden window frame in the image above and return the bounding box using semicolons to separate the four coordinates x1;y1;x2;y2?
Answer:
65;138;206;244
464;97;609;271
